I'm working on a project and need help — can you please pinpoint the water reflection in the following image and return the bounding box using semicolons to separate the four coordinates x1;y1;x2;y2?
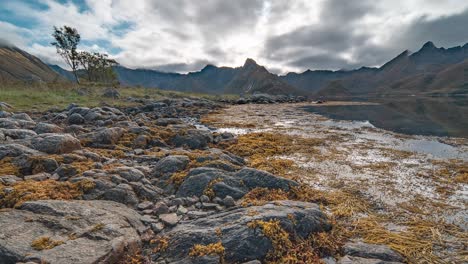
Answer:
302;97;468;138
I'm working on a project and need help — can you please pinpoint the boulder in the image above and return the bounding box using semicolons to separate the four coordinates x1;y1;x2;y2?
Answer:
11;113;33;121
155;118;182;126
0;144;40;160
34;123;63;134
0;118;19;129
79;127;124;146
102;88;120;99
176;167;297;199
110;167;145;182
0;129;37;140
157;200;331;263
31;133;81;154
151;155;190;178
67;113;85;125
102;183;139;206
0;200;144;264
342;242;404;263
338;255;403;264
171;129;213;149
235;168;298;191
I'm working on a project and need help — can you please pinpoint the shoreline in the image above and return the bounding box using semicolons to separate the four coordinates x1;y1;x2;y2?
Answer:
202;102;468;263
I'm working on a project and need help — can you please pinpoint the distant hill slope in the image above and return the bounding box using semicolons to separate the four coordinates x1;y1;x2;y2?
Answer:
311;42;468;97
0;45;63;83
49;41;468;97
48;64;75;81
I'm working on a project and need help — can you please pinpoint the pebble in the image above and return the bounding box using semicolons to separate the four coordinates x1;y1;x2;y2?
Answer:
159;213;179;227
177;205;188;215
223;195;236;207
200;195;210;203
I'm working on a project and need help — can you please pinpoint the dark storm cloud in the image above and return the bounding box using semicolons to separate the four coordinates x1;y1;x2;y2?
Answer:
397;8;468;50
5;0;468;73
263;0;377;70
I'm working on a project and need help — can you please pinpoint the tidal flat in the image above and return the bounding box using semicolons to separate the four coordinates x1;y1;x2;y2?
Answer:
203;102;468;263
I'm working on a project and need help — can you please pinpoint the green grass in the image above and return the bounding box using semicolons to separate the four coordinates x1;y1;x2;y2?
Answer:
0;83;238;112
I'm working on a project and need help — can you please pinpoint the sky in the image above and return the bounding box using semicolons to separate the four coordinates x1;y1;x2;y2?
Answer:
1;0;468;74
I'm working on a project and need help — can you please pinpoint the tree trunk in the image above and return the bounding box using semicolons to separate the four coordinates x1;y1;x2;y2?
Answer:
72;69;80;84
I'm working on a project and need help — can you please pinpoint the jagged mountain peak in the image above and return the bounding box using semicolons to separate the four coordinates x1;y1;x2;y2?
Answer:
243;58;259;68
421;41;437;50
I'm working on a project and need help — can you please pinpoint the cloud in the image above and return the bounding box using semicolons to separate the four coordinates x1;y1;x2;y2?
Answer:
396;8;468;50
1;0;468;73
0;21;33;48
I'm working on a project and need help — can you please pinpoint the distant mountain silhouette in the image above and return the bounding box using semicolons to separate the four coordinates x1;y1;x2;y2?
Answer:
0;44;63;83
309;41;468;97
114;58;301;95
39;41;468;97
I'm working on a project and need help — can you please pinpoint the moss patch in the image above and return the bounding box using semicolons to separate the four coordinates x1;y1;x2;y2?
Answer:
0;179;95;208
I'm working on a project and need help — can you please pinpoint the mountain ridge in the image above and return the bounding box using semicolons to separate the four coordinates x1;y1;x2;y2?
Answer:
3;41;466;97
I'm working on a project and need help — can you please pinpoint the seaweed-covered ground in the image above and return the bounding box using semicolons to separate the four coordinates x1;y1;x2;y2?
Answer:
0;95;465;264
202;102;468;264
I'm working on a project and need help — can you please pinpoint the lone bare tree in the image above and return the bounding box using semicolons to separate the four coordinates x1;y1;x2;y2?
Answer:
51;26;81;83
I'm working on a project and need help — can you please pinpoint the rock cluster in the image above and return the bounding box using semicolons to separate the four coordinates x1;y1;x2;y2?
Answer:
0;98;404;264
222;93;307;104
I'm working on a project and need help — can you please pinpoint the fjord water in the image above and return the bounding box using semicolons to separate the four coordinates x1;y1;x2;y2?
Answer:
303;97;468;138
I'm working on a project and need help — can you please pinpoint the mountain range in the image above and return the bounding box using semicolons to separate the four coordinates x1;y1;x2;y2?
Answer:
1;41;467;97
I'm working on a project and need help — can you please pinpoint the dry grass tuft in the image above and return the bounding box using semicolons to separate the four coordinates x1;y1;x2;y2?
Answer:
350;216;468;263
241;188;289;206
31;236;64;250
247;218;344;264
249;158;295;176
203;178;223;199
151;236;169;253
189;241;225;259
0;179;95;208
0;157;20;176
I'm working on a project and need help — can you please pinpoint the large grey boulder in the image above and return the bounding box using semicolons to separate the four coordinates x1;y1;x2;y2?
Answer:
157;200;331;263
0;129;37;140
11;113;33;121
151;155;190;178
79;127;125;146
102;183;139;206
0;144;41;160
235;168;297;191
31;133;81;154
110;166;145;182
171;129;213;149
176;167;297;199
0;200;144;264
34;122;63;134
67;113;85;125
0;118;19;129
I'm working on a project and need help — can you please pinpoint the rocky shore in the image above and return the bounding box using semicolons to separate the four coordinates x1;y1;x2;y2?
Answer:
1;97;406;264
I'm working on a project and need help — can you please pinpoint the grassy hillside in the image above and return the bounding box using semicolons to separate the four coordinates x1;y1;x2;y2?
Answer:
0;84;237;112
